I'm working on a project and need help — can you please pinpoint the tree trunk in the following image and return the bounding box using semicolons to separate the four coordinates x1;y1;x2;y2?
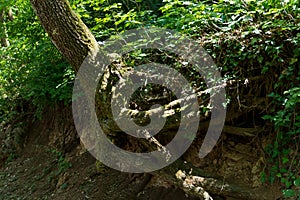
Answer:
0;9;10;47
29;0;216;159
30;0;98;72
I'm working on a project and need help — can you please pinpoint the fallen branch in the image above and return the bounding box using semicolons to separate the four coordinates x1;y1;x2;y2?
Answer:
153;159;277;200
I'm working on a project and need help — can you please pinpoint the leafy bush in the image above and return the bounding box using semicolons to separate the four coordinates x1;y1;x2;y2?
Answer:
73;1;300;197
263;87;300;198
0;0;299;197
0;0;74;122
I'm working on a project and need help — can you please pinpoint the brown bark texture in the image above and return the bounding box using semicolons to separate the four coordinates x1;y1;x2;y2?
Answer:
0;9;10;47
30;0;98;72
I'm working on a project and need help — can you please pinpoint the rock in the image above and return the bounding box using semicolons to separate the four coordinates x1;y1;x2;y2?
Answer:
175;170;186;180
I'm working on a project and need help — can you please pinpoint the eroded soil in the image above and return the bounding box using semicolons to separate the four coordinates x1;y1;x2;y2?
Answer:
0;137;281;200
0;106;282;200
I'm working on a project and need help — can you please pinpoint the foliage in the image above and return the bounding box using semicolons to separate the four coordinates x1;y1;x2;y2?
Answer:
47;149;72;184
263;87;300;197
5;153;18;164
0;0;299;197
70;0;164;41
0;0;74;123
70;1;300;197
50;149;72;175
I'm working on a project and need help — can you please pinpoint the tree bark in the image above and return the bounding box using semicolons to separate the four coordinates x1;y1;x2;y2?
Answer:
0;9;10;47
30;0;98;72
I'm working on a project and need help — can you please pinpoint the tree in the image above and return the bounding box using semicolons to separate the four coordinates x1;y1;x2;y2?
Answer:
9;0;300;198
30;0;203;172
0;7;13;47
30;0;98;72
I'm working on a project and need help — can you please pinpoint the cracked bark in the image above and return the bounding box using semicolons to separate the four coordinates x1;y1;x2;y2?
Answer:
30;0;98;72
0;8;11;47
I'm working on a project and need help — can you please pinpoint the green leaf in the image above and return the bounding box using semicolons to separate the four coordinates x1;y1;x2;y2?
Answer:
283;189;295;198
294;178;300;186
282;157;289;164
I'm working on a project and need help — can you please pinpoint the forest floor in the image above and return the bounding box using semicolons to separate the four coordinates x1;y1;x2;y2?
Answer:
0;137;282;200
0;144;209;200
0;107;282;200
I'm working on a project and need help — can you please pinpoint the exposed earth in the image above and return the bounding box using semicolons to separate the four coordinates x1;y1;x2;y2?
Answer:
0;106;282;200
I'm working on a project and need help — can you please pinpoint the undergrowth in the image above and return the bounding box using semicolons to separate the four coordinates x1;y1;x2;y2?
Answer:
0;0;299;197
